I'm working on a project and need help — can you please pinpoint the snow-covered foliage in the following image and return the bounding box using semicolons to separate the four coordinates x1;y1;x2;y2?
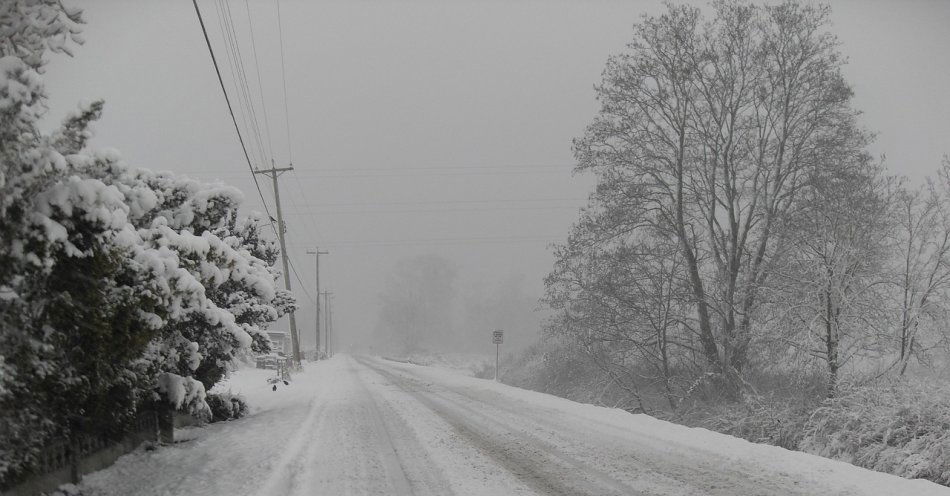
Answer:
802;381;950;485
0;0;84;71
0;1;291;485
205;392;249;422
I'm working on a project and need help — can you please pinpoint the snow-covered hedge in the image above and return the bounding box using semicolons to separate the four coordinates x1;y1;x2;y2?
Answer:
0;1;293;485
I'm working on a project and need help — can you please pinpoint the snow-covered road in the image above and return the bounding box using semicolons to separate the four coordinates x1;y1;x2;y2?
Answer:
81;355;949;496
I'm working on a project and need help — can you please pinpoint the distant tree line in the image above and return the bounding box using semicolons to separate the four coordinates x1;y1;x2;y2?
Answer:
373;254;541;355
544;0;950;410
0;1;293;484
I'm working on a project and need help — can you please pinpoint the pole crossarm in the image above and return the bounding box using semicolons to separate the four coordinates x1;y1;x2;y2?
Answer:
253;166;295;175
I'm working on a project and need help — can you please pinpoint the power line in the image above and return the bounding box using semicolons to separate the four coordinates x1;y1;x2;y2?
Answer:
295;197;587;208
276;0;293;165
243;0;275;162
177;165;576;178
191;0;275;233
196;0;314;343
213;0;257;166
282;205;581;216
270;170;571;179
287;256;315;304
308;234;562;247
216;0;269;168
289;168;331;244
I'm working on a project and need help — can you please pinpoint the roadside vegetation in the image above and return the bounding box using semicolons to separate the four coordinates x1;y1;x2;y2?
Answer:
490;0;950;486
0;2;291;486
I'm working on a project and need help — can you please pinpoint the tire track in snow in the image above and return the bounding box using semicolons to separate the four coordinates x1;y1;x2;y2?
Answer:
255;392;329;496
365;357;819;496
356;356;645;496
345;359;416;495
279;357;455;496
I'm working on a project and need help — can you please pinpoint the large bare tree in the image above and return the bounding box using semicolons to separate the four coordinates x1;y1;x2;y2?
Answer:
569;1;868;387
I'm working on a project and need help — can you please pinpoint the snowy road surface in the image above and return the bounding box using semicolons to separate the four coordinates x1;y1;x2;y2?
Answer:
81;355;949;496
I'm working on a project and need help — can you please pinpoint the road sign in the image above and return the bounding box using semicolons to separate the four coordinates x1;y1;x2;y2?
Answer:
492;330;504;381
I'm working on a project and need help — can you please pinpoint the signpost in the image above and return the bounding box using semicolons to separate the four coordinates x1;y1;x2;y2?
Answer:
492;330;504;381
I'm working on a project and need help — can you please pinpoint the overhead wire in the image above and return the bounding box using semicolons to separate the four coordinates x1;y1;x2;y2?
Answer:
288;257;316;304
289;168;331;245
198;0;313;310
217;0;269;167
175;164;576;179
191;0;276;237
212;0;257;165
282;205;581;216
259;0;322;302
276;0;293;165
243;0;275;162
301;234;563;247
296;197;587;208
273;0;331;302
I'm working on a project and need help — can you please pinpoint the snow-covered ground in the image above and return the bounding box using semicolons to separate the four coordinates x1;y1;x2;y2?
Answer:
79;355;950;496
387;351;492;376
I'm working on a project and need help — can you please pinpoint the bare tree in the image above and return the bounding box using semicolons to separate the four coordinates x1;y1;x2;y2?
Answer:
773;145;891;395
890;158;950;375
545;215;697;411
570;1;867;391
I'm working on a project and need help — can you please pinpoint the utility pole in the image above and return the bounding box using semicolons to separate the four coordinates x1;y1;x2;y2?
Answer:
306;248;328;357
254;162;301;365
321;291;334;356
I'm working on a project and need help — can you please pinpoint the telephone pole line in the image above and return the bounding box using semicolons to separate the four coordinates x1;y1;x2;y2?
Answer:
321;291;334;356
306;248;328;357
328;292;334;356
254;163;301;365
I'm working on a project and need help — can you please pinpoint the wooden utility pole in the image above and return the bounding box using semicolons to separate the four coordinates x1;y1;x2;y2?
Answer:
306;248;328;357
321;291;334;356
254;163;301;365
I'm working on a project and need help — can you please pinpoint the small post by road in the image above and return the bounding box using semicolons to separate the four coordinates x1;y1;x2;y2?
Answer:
492;329;504;381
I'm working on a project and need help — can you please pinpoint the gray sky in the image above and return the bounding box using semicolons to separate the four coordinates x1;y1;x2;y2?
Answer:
42;0;950;352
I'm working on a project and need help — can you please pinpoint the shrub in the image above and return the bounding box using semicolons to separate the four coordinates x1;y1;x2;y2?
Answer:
205;393;249;423
695;394;813;450
801;381;950;485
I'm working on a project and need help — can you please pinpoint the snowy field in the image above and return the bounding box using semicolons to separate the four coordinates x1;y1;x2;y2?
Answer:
78;355;950;496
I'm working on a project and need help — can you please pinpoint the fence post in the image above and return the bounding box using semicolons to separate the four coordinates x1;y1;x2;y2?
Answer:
157;406;174;444
68;437;80;483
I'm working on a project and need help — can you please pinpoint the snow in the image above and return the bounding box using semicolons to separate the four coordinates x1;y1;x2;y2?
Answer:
156;373;206;412
77;355;950;496
391;351;492;376
0;55;43;112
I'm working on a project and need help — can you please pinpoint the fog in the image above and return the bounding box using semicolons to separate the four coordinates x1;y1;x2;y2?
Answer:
39;0;950;357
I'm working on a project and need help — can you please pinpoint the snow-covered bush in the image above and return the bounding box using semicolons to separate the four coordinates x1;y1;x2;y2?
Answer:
75;159;295;404
206;392;249;422
695;394;813;450
0;0;292;485
801;381;950;485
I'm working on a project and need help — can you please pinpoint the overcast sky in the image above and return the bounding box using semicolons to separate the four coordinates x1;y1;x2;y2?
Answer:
41;0;950;353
